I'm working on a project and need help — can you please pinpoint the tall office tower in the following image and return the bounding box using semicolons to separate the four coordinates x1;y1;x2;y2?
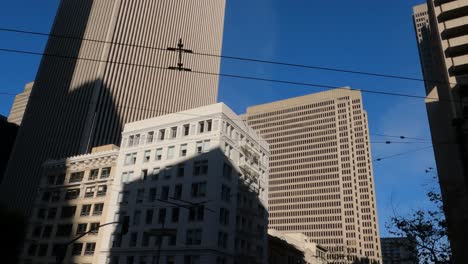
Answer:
380;237;418;264
412;2;468;262
100;103;269;264
1;0;226;215
8;82;33;126
21;145;119;264
246;89;382;263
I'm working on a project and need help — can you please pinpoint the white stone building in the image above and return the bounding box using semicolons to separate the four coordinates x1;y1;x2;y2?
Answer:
99;103;269;264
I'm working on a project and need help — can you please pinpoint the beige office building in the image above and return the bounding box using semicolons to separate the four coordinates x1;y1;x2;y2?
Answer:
1;0;226;214
8;82;33;126
21;144;119;264
246;89;381;263
412;2;468;262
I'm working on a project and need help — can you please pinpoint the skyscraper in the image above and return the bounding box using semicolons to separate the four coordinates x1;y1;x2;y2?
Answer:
1;0;226;214
246;88;382;263
8;82;33;126
412;2;468;262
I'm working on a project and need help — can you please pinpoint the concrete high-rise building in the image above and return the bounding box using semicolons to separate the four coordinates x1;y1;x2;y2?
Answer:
21;144;119;264
100;103;269;263
1;0;226;215
380;237;418;264
246;89;382;263
8;82;33;126
412;2;468;262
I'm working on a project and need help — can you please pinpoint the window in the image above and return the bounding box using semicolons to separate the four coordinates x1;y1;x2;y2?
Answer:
97;185;107;196
196;141;203;153
171;127;177;138
142;169;148;180
37;208;46;219
142;232;150;247
198;121;205;133
221;185;231;202
159;129;166;140
47;175;56;185
76;223;87;235
134;134;140;145
165;166;173;178
42;191;50;202
81;204;91;216
188;205;204;222
84;242;96;255
37;244;48;257
152;168;160;180
146;209;153;224
48;207;57;219
184;255;201;264
174;184;183;199
60;206;76;218
56;224;73;237
65;188;80;200
219;208;229;225
125;153;137;165
193;160;208;176
218;232;228;248
147;131;154;143
121;171;133;183
155;148;163;161
93;203;104;215
191;182;207;198
69;171;84;183
183;124;190;136
133;210;141;225
42;225;53;238
85;187;95;198
72;243;83;256
172;208;180;222
136;189;144;204
207;120;212;132
168;234;177;246
130;232;138;247
32;225;42;237
203;140;210;152
149;188;157;202
161;186;169;200
101;167;111;178
144;150;151;162
128;135;135;147
56;174;65;184
167;146;175;159
177;164;185;177
89;169;99;180
180;144;187;157
223;163;232;179
186;229;202;245
27;243;37;256
158;208;166;224
89;222;100;234
51;191;60;202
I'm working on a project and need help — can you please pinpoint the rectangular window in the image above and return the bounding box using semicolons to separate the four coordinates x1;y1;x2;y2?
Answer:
93;203;104;216
155;148;163;161
223;163;232;179
89;169;99;180
136;189;144;204
177;164;185;177
149;188;157;202
125;153;137;165
158;208;166;224
56;224;73;237
37;244;48;257
152;168;160;181
219;208;229;225
184;255;201;264
146;209;153;224
51;191;61;202
144;150;151;163
37;208;46;219
167;146;175;159
134;134;140;146
128;135;134;147
180;144;187;157
89;222;100;235
129;232;138;247
203;140;210;152
159;129;165;140
84;242;96;255
147;131;154;143
186;229;202;245
48;207;57;219
221;185;231;202
198;121;205;133
161;186;170;200
188;205;204;222
174;184;183;199
27;243;37;256
171;127;177;138
193;160;208;176
142;232;150;247
42;225;53;238
97;185;107;196
218;232;228;248
65;188;80;200
191;182;207;198
172;207;180;222
183;124;190;136
133;210;141;226
71;243;83;256
207;120;212;132
85;187;95;198
142;169;148;180
196;141;203;154
80;204;91;216
76;223;87;235
56;174;65;184
69;171;84;183
60;206;76;218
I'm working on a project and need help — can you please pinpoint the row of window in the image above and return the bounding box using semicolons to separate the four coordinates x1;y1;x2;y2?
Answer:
31;222;100;239
47;167;112;185
41;185;107;203
26;242;96;258
247;100;334;120
108;254;228;264
36;203;103;220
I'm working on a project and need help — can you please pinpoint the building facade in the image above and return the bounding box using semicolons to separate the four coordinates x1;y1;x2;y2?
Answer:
21;144;119;264
412;2;468;262
0;115;18;183
268;229;327;264
380;237;418;264
246;89;381;263
99;103;269;264
1;0;226;215
8;82;33;126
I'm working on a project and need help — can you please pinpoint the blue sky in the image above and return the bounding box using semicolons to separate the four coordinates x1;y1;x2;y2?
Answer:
0;0;436;236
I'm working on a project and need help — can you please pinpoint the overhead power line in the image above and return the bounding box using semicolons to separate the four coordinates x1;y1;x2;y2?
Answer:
0;26;457;86
374;145;433;162
0;47;459;104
